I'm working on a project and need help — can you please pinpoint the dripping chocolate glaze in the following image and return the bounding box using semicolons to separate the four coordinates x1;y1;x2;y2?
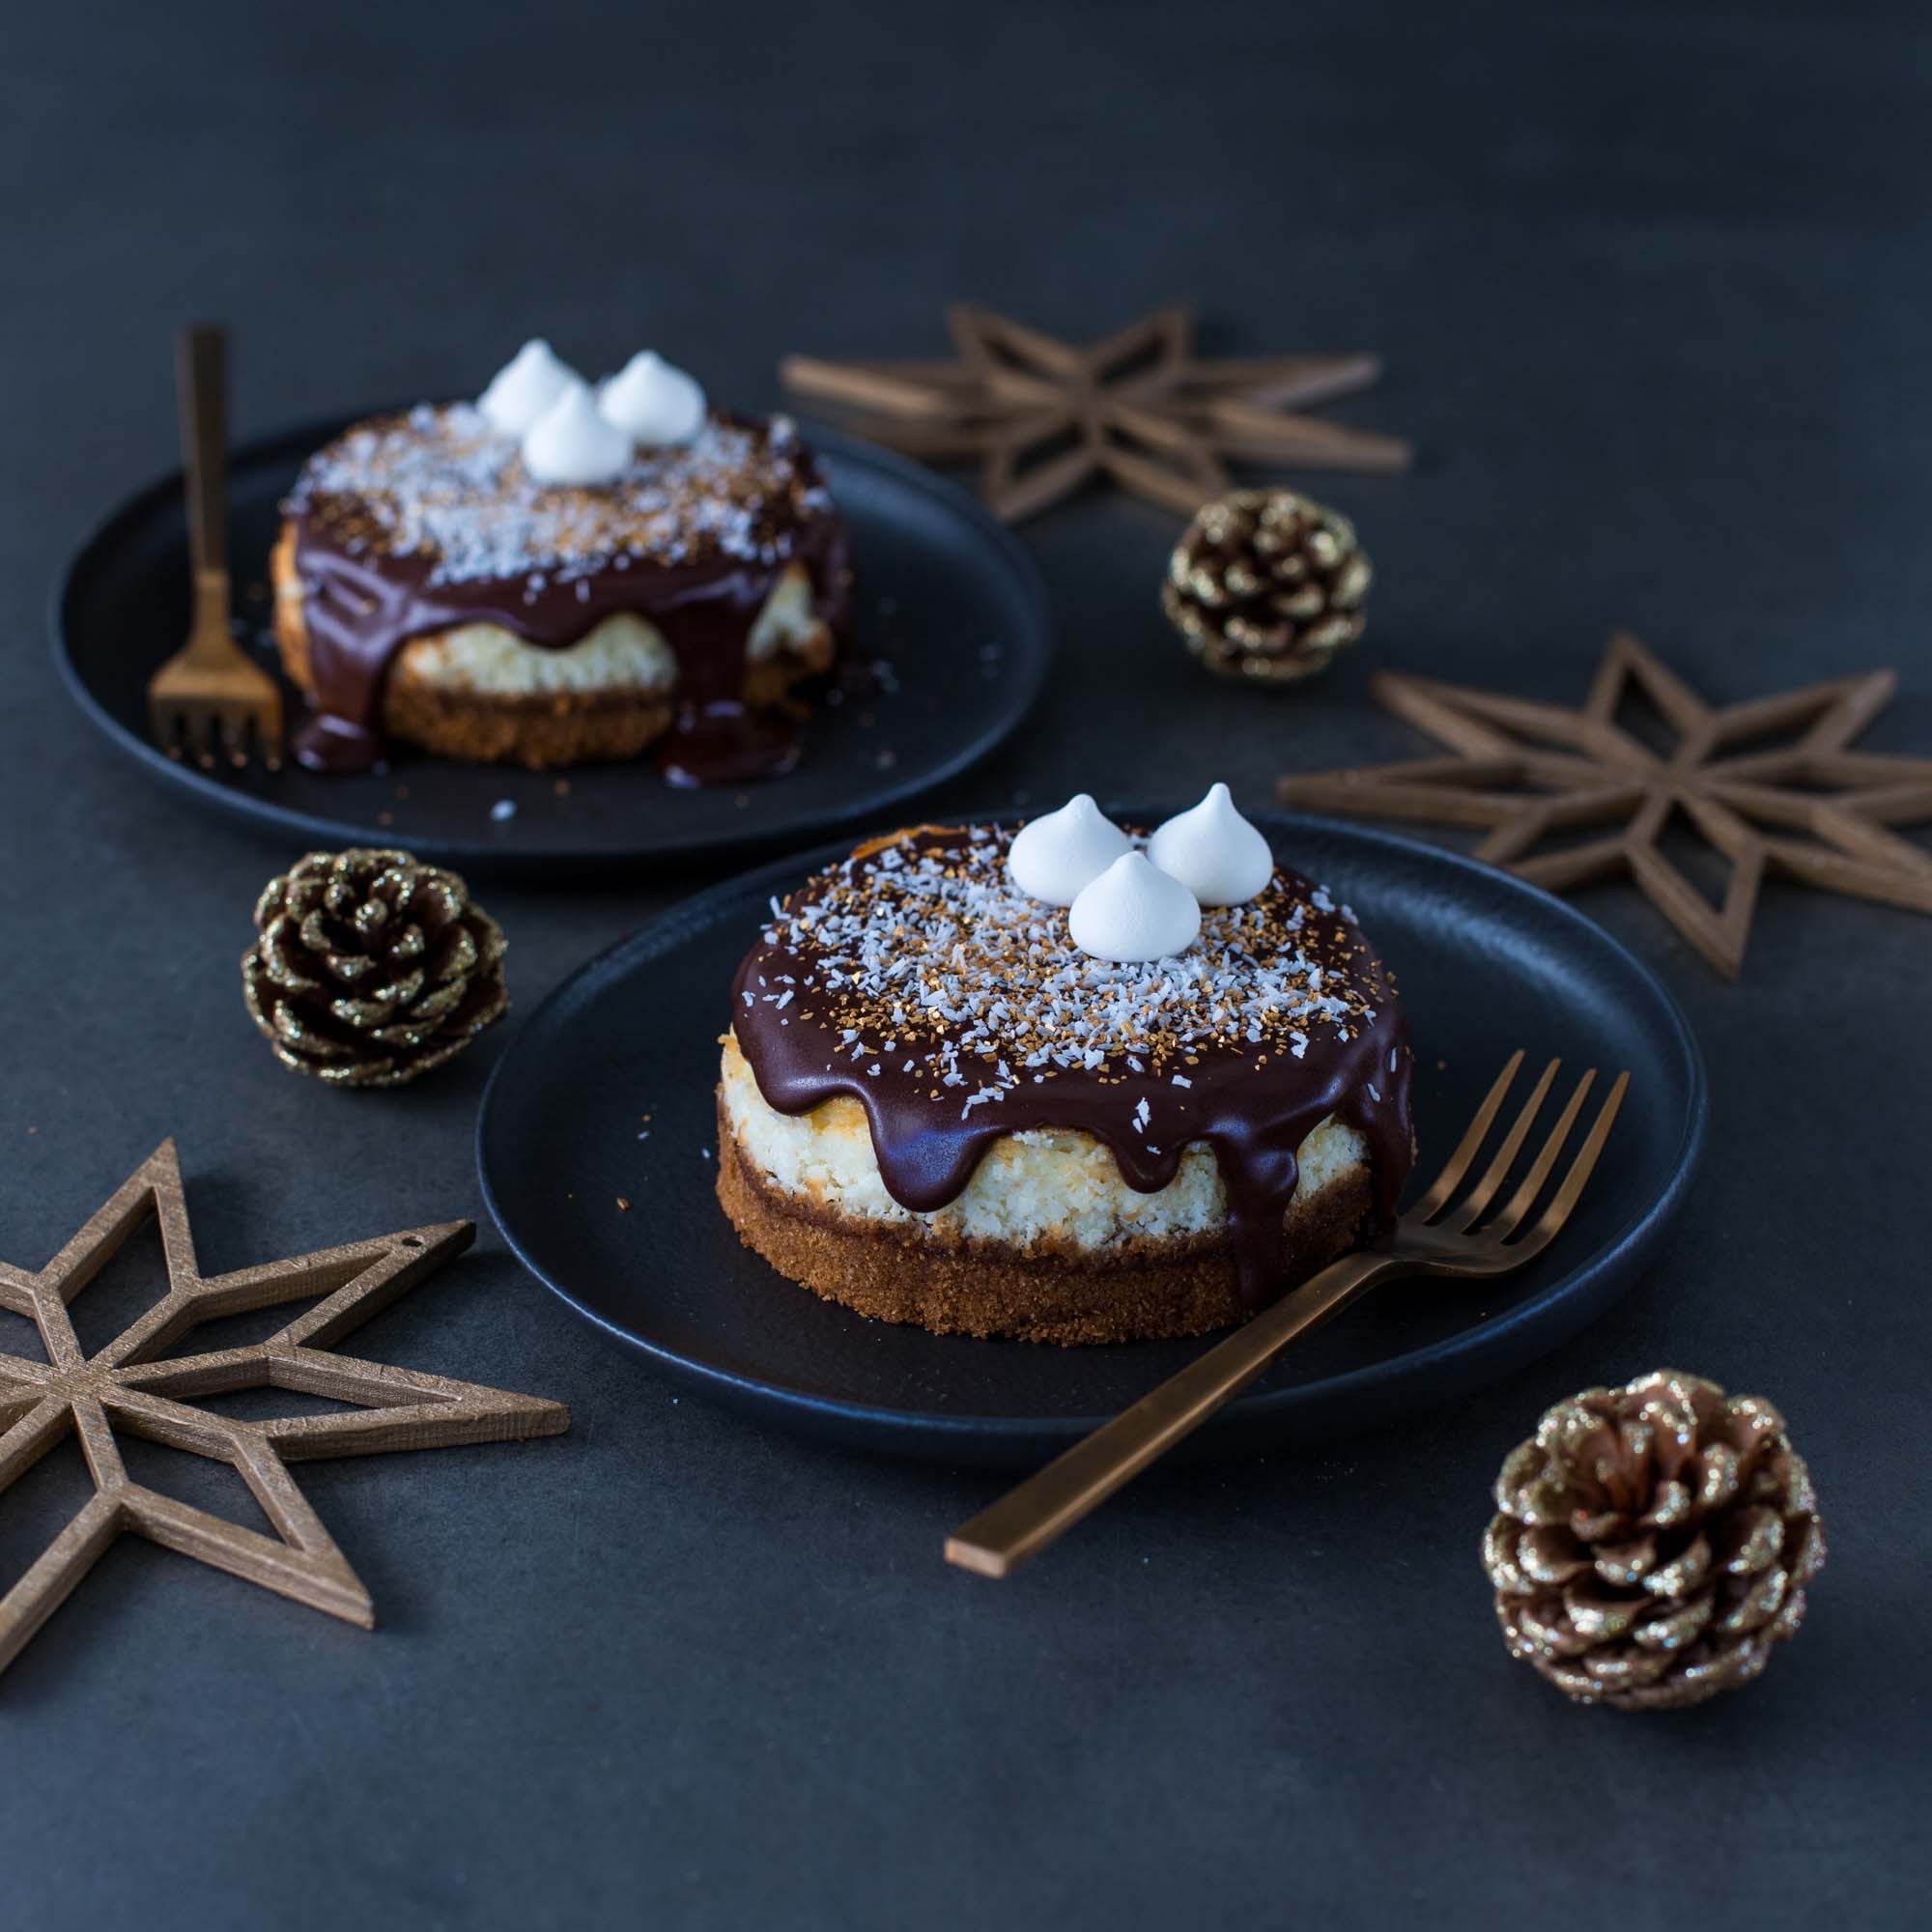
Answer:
285;410;853;777
730;827;1416;1310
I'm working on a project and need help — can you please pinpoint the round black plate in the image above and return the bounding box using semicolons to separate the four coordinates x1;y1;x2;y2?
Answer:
477;814;1706;1465
51;419;1049;876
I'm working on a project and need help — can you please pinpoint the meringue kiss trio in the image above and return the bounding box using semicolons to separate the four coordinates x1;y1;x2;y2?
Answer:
1007;784;1275;963
478;337;708;485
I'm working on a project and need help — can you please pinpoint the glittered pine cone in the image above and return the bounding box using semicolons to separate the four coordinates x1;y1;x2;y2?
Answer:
1484;1370;1825;1711
242;849;508;1089
1163;489;1371;683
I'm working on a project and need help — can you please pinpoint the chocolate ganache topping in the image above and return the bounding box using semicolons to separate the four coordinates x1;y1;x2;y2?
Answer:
284;405;853;775
730;825;1416;1306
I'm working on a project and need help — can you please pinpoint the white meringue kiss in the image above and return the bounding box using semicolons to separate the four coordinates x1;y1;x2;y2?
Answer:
1068;853;1202;964
521;380;633;487
599;351;707;446
1006;793;1132;907
1147;781;1275;907
478;338;582;436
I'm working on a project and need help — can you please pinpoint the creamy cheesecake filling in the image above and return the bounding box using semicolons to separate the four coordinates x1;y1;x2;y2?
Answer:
277;556;824;699
722;1030;1367;1252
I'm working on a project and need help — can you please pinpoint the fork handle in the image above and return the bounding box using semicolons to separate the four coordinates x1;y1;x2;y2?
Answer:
945;1248;1403;1577
176;324;228;583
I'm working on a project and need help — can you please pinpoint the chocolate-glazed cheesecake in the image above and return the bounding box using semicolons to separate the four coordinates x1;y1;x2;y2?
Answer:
716;820;1415;1345
273;403;852;776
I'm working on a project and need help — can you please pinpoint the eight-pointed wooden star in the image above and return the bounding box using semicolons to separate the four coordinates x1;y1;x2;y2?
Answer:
1278;631;1932;979
0;1141;568;1677
781;303;1410;522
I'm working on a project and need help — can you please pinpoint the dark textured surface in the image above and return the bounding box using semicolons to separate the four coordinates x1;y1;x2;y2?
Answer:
3;2;1927;1925
479;815;1703;1458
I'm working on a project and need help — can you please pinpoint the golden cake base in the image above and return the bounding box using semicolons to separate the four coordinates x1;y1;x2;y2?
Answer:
715;1102;1374;1346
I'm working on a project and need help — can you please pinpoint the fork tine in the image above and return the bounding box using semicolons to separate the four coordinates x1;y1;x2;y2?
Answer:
250;712;283;772
150;690;282;771
1509;1071;1631;1258
1449;1058;1560;1231
1412;1050;1523;1220
1487;1069;1596;1239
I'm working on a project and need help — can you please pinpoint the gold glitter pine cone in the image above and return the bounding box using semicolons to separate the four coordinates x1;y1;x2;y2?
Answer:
242;848;508;1089
1484;1369;1825;1711
1163;488;1371;683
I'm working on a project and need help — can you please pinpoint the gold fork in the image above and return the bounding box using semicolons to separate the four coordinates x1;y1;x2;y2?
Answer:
945;1052;1629;1578
146;324;283;769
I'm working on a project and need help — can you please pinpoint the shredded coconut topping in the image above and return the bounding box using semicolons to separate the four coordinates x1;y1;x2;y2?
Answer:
289;404;833;584
749;826;1391;1094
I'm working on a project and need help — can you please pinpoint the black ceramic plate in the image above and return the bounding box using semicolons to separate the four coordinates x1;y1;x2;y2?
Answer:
51;419;1049;876
478;814;1706;1465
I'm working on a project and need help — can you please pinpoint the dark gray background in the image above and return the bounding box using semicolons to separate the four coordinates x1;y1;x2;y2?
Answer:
4;2;1928;1925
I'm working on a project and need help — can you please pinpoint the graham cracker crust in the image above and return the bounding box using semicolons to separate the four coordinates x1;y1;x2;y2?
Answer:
714;1098;1375;1346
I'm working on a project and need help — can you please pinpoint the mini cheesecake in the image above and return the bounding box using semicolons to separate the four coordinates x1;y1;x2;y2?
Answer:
273;405;851;775
716;823;1415;1345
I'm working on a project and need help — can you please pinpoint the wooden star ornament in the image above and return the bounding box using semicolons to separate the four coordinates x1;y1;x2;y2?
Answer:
0;1141;568;1677
781;303;1410;523
1278;632;1932;978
